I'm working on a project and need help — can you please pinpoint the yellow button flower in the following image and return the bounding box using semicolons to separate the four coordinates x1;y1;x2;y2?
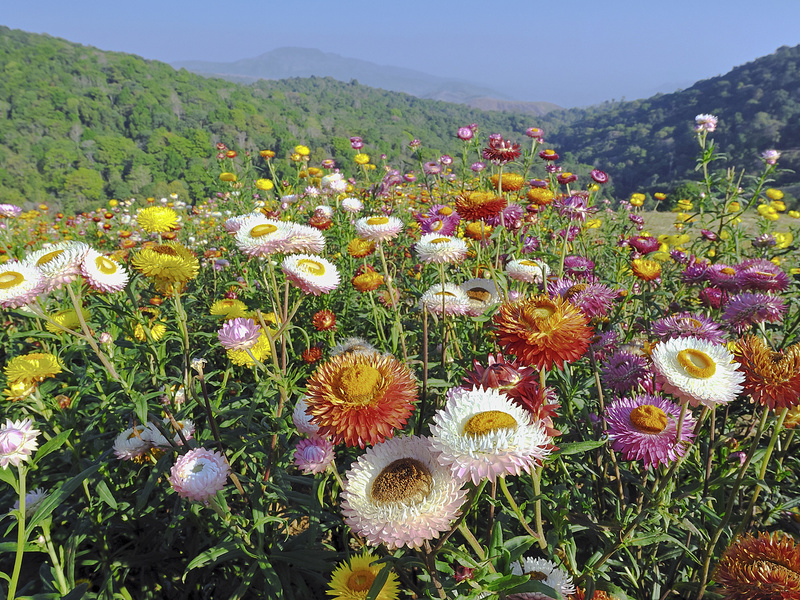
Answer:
219;172;237;182
255;179;274;191
354;153;370;165
294;145;310;156
766;188;784;200
770;200;786;212
728;201;741;212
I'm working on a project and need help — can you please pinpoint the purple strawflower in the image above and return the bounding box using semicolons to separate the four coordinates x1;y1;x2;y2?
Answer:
652;312;726;344
566;282;619;319
470;161;486;172
218;317;261;351
423;161;442;175
701;229;718;241
591;330;619;361
521;235;540;253
629;236;659;254
293;436;335;475
752;233;777;249
761;149;781;165
485;204;524;229
629;213;645;226
554;195;596;222
417;213;460;236
529;179;548;189
525;127;544;139
605;394;696;469
563;255;595;279
705;264;741;291
722;292;786;332
601;351;652;396
694;114;718;133
735;259;790;293
439;154;453;166
670;249;689;264
699;286;724;309
590;169;609;184
409;139;422;150
681;258;708;284
404;172;416;183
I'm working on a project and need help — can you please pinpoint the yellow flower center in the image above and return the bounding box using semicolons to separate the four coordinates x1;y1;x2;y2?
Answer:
523;299;557;325
466;287;491;302
720;267;736;276
346;569;376;593
36;249;64;266
154;245;179;256
431;220;444;232
251;223;278;237
95;256;119;275
682;317;704;329
463;410;518;437
438;206;453;216
339;364;382;406
677;348;717;379
0;271;24;289
296;259;326;276
431;237;451;244
526;570;548;581
370;457;433;504
630;405;669;434
520;260;540;267
367;216;389;226
565;284;588;300
436;291;456;298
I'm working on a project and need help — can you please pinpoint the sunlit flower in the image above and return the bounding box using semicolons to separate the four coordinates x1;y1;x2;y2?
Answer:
415;234;468;264
455;191;507;222
694;114;718;133
482;135;520;165
209;298;248;320
132;242;199;283
734;335;800;411
168;448;230;502
509;557;575;599
722;293;786;332
506;258;550;284
606;394;695;468
80;249;129;293
136;206;178;233
217;317;261;351
305;352;417;448
494;294;593;370
347;238;377;258
631;258;661;281
234;216;294;256
285;223;326;254
4;353;61;387
0;262;46;309
354;216;403;242
601;351;652;396
651;337;745;408
24;241;89;290
341;435;466;549
226;328;272;366
713;532;800;598
652;312;727;344
419;283;471;316
327;549;400;600
0;419;40;468
430;387;551;484
460;278;502;317
282;254;340;295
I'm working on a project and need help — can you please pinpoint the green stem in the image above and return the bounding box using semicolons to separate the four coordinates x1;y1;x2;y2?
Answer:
376;242;408;362
498;476;540;541
41;522;68;594
8;464;27;600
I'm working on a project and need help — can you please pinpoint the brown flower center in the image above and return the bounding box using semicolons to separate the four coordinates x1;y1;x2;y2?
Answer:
347;569;376;592
0;271;24;289
153;245;178;256
251;223;278;237
677;348;716;379
630;405;668;434
36;249;64;266
370;457;433;504
526;570;548;581
431;237;451;244
339;364;382;406
367;216;389;226
296;259;326;276
463;410;518;437
95;256;119;275
467;287;491;302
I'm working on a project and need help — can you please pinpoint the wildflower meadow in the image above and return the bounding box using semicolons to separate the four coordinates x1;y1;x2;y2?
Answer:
1;118;799;600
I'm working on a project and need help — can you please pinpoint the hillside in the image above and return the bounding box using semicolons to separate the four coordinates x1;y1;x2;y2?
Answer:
1;26;798;211
539;45;800;195
0;28;536;212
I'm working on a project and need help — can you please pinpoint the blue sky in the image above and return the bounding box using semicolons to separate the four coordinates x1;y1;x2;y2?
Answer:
4;0;800;107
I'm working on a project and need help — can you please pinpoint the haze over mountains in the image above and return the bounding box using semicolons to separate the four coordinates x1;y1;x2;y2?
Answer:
172;47;561;116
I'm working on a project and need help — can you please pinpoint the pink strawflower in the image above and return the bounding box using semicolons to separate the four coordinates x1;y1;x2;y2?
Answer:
0;419;41;469
217;317;261;351
606;394;695;469
293;436;334;474
168;448;230;502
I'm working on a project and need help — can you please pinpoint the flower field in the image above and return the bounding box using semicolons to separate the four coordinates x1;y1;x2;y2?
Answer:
1;119;799;600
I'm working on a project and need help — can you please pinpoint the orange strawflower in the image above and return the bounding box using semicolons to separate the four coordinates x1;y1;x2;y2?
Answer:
526;188;555;206
493;294;593;370
490;173;525;192
347;238;377;258
734;335;800;410
464;222;493;240
352;268;384;292
455;191;507;221
312;309;336;331
713;532;800;598
304;352;417;448
631;258;662;281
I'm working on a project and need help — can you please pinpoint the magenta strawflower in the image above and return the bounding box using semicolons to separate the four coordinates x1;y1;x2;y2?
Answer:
168;448;230;502
652;312;726;344
0;419;40;468
293;436;334;475
722;292;786;332
601;351;652;396
694;114;718;133
0;203;22;218
605;394;696;469
705;263;741;291
735;259;790;292
217;317;261;351
457;126;474;141
482;135;521;165
563;255;595;278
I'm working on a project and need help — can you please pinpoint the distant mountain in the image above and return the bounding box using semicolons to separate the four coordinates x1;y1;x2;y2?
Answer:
172;47;559;116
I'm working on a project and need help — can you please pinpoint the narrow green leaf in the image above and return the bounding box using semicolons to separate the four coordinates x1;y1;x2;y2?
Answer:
26;463;102;536
553;440;606;455
95;479;118;509
32;430;72;466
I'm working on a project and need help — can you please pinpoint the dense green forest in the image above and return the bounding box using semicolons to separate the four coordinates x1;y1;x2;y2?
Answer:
1;26;798;212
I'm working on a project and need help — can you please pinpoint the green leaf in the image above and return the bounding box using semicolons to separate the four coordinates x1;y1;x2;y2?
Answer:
95;479;118;509
0;467;18;491
61;583;90;600
365;564;391;600
184;540;245;579
0;542;46;553
26;463;102;536
32;430;72;466
553;439;606;456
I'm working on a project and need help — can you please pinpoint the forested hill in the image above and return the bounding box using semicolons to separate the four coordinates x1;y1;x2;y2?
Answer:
0;27;531;212
1;25;798;212
540;45;800;195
